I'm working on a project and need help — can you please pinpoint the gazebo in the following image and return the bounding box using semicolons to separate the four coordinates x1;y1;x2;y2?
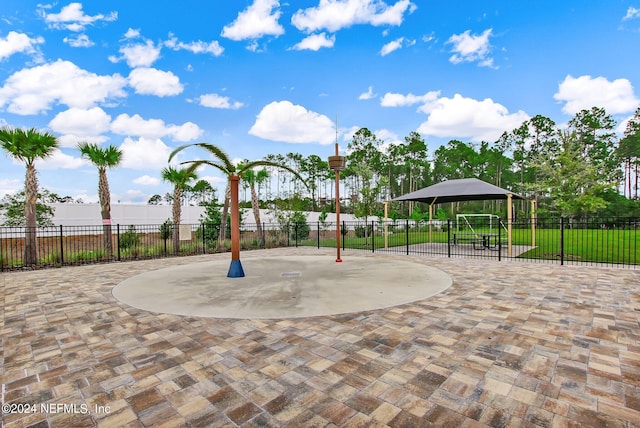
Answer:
390;178;534;256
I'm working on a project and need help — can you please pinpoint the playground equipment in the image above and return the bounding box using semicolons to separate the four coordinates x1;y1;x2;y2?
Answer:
453;214;507;250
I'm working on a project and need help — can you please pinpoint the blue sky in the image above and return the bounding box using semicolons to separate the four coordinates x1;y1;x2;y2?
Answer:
1;1;639;204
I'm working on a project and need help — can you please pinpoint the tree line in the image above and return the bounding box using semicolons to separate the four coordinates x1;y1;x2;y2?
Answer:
170;106;639;221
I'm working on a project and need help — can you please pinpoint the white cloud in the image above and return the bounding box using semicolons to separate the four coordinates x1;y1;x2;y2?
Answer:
359;86;377;100
0;60;127;115
109;40;161;68
35;149;87;170
119;137;173;170
41;2;117;32
291;33;335;51
422;32;436;43
63;33;94;47
66;193;97;203
133;175;160;186
380;90;440;107
292;0;416;33
249;100;335;144
123;28;141;39
617;116;631;134
118;189;147;204
58;133;109;148
165;35;224;56
0;178;22;197
446;28;495;67
170;122;203;142
199;93;244;109
128;68;183;97
49;107;111;135
374;128;401;143
553;75;639;115
374;128;403;153
221;0;284;41
623;7;640;21
0;31;45;61
380;37;403;56
417;93;530;142
111;113;202;141
48;107;112;147
200;175;227;185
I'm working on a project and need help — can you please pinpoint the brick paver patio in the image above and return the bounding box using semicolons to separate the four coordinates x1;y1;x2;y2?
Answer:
1;247;639;427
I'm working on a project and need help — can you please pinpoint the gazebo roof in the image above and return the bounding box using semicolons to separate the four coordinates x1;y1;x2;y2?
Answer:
392;178;526;204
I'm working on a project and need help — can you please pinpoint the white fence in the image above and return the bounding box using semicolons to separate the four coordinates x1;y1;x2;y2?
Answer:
49;203;377;227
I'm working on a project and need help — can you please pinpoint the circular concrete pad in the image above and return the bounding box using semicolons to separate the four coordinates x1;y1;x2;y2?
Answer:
112;256;452;319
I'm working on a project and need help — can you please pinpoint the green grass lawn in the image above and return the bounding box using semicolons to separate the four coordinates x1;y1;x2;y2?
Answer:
299;227;639;265
513;228;639;264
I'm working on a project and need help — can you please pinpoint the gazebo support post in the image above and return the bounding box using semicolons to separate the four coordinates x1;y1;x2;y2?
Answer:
531;199;536;247
428;197;437;244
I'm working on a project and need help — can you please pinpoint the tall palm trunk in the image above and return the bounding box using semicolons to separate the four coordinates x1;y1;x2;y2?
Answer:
219;182;231;247
98;169;113;255
249;181;264;247
173;187;182;254
24;162;38;265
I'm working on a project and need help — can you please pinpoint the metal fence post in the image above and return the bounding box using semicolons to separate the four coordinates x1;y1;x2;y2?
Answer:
498;217;502;262
59;224;64;266
117;224;121;261
447;219;451;258
317;221;320;249
371;220;375;253
560;217;565;266
202;223;206;254
342;221;346;251
406;219;409;255
295;222;299;247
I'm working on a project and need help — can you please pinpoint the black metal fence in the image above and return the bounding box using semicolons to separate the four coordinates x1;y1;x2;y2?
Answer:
314;216;638;268
1;216;638;271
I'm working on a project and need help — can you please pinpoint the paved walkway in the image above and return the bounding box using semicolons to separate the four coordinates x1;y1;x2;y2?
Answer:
2;247;639;427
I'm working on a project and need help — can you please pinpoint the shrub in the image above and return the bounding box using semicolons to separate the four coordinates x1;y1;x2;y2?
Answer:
355;223;373;238
289;212;310;241
197;222;222;248
119;225;140;249
159;219;173;241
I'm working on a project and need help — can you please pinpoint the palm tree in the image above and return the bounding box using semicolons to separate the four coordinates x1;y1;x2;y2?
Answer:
169;143;305;277
161;166;197;254
191;179;216;204
241;164;270;247
78;142;123;255
0;127;59;265
219;181;231;246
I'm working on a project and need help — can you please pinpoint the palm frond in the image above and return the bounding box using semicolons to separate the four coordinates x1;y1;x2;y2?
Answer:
0;127;58;163
168;144;193;163
161;165;198;187
238;160;309;189
179;159;229;176
169;142;234;172
78;142;123;168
